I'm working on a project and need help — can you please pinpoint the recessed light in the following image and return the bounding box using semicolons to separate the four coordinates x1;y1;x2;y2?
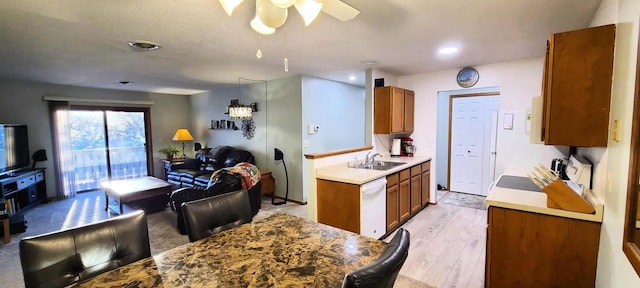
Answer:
439;47;458;54
361;60;378;65
116;81;133;85
128;41;161;51
349;75;356;81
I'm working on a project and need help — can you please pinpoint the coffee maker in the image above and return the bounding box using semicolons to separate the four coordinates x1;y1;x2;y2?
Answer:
401;137;416;157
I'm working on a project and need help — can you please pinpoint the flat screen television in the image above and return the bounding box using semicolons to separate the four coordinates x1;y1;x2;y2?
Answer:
0;124;29;176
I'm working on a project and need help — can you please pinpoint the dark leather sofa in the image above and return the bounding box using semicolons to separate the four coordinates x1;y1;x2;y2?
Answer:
168;146;261;235
167;146;255;188
19;210;150;288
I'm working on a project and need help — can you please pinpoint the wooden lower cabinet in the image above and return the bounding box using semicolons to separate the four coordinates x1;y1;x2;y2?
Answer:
399;169;411;223
485;206;601;288
386;176;399;231
409;165;421;214
316;179;360;234
421;161;431;206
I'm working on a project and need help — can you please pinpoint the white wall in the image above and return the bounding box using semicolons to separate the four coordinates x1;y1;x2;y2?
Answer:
301;76;365;154
590;0;640;287
396;58;568;202
190;81;269;169
0;79;191;198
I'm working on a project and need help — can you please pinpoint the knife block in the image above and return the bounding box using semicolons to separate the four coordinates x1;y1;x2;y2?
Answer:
543;180;595;214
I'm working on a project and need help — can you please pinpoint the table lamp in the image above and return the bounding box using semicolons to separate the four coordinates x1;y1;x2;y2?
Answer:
172;128;194;159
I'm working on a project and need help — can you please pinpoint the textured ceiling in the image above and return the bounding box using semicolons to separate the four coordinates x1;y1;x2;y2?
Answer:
0;0;602;95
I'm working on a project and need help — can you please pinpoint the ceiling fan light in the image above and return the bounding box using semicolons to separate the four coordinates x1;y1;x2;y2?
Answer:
270;0;296;8
219;0;244;15
257;0;288;28
294;0;323;26
250;16;276;35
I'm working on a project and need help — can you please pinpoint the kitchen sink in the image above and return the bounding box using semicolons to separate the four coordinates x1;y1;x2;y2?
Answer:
349;161;406;171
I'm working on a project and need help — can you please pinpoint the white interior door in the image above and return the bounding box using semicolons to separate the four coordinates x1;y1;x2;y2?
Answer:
450;96;500;195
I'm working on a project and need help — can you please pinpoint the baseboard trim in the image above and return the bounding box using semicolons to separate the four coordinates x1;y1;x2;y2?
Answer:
269;195;307;205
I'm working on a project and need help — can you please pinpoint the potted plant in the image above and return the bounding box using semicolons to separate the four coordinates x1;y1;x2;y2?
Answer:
158;145;180;159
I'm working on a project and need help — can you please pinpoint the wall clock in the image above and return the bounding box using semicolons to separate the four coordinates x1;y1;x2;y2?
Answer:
457;67;479;88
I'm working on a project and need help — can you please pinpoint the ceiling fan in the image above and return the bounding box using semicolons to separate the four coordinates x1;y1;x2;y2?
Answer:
219;0;360;35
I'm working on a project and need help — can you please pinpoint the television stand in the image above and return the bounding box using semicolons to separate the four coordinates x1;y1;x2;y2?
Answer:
0;168;46;235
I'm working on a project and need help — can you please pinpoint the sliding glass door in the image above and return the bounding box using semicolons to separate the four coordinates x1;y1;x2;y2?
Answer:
69;108;150;192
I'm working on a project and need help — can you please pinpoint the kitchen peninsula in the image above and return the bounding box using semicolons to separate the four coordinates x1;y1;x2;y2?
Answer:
484;172;604;287
311;148;431;239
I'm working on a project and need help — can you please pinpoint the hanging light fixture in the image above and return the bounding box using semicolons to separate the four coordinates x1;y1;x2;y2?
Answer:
222;0;325;35
229;78;254;120
219;0;245;15
257;0;288;28
293;0;323;26
229;106;253;120
270;0;296;8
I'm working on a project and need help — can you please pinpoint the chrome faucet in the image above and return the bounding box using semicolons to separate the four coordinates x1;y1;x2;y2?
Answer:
365;153;382;164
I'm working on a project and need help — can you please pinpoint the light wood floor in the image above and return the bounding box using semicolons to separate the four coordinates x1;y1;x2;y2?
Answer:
387;199;487;288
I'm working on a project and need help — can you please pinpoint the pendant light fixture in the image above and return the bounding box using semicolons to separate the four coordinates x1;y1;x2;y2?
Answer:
229;77;254;120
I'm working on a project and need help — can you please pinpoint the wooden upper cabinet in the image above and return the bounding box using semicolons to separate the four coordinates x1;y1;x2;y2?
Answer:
404;90;415;133
391;87;405;133
374;86;415;134
541;24;615;147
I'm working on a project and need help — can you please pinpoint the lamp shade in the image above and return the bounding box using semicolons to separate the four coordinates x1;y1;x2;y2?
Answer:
270;0;296;8
219;0;245;15
251;15;276;35
294;0;323;26
257;0;288;28
172;129;194;141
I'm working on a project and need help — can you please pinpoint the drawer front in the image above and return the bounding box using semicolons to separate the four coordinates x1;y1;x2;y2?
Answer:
35;172;44;182
422;161;431;172
17;176;35;190
410;165;421;177
399;169;410;181
386;173;399;187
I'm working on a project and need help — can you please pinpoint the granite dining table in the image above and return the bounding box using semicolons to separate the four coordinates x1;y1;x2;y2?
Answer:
68;213;387;287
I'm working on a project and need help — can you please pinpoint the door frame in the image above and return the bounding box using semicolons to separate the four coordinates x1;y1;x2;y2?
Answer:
447;92;500;193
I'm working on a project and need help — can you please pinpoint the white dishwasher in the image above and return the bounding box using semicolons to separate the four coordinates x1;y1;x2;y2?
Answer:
360;178;387;239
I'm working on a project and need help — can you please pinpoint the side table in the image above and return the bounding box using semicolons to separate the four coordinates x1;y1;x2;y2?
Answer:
1;214;9;243
161;158;186;180
260;171;276;196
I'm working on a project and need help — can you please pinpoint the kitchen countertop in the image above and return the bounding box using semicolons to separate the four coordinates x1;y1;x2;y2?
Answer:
315;155;431;185
485;172;604;223
71;213;386;287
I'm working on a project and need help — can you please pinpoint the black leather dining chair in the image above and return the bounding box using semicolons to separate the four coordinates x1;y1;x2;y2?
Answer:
181;189;253;242
19;210;151;288
342;228;411;288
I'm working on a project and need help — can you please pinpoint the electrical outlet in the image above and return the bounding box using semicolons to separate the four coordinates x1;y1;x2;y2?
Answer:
613;119;620;142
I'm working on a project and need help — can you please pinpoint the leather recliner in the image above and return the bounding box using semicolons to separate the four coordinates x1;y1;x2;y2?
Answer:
170;174;261;235
181;189;253;242
19;210;151;288
342;228;411;288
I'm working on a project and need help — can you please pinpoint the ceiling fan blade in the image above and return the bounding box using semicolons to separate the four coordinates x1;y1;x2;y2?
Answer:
320;0;360;21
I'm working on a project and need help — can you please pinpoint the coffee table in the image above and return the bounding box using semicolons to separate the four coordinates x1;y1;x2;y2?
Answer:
102;176;173;215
